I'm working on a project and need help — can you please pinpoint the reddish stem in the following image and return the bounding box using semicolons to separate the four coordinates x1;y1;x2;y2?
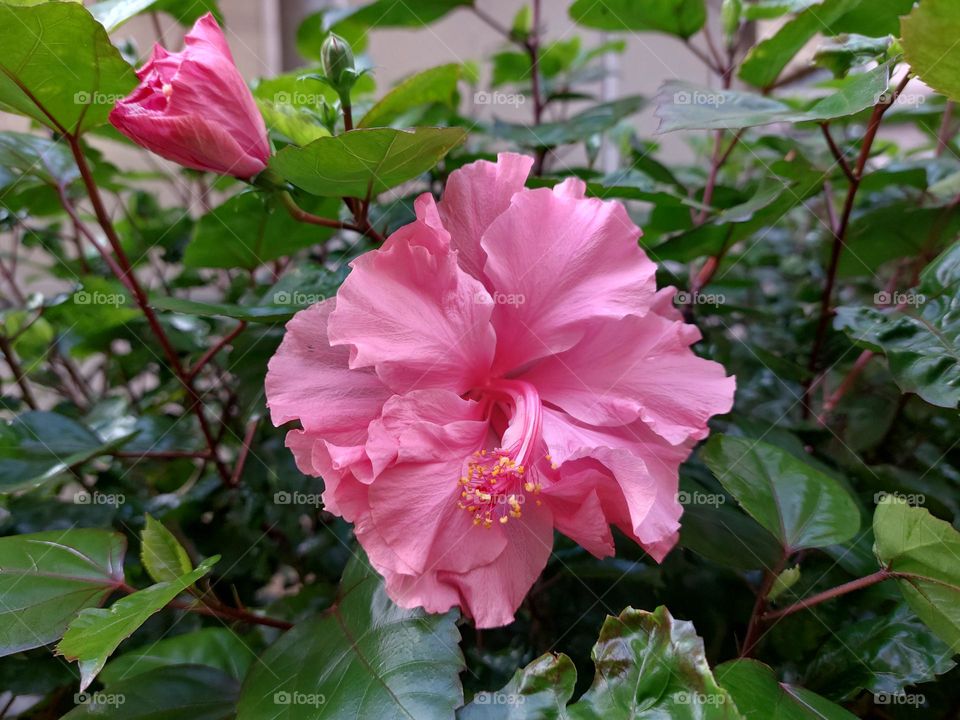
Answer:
762;569;891;621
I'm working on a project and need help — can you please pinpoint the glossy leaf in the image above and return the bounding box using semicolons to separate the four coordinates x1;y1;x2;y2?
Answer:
716;659;858;719
88;0;158;31
835;242;960;408
459;653;576;719
814;34;892;79
271;127;466;198
874;497;960;652
140;514;192;584
236;552;464;719
150;296;300;324
490;95;646;148
569;0;707;38
0;411;130;492
58;557;218;691
901;0;960;102
330;0;471;30
100;628;254;684
805;604;955;699
0;131;78;189
62;665;239;720
360;63;461;128
0;530;125;655
566;606;739;718
0;2;135;134
657;62;890;132
701;434;861;551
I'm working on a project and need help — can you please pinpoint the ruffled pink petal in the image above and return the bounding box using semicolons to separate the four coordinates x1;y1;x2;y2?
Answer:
328;195;497;395
438;501;554;628
523;314;735;444
364;390;506;575
437;153;534;282
284;430;370;522
540;408;689;562
480;184;657;374
266;299;391;439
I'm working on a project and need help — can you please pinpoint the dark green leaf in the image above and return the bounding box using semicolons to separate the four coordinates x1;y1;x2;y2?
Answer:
330;0;472;29
236;551;464;719
0;529;125;655
716;659;858;719
62;665;239;719
701;434;861;551
271;127;466;198
459;653;576;719
149;296;299;324
58;557;218;691
0;2;135;134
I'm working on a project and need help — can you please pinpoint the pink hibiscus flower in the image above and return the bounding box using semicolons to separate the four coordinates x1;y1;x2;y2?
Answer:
265;153;735;628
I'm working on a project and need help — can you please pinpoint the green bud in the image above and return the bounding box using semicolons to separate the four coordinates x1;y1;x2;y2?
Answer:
321;33;356;89
721;0;742;45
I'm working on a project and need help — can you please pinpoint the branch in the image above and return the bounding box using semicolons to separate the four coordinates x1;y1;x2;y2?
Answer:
0;335;38;409
761;569;891;621
820;124;855;184
187;321;247;382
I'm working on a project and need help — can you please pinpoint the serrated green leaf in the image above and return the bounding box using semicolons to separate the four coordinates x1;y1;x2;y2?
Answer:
271;126;466;198
901;0;960;102
702;434;861;551
0;530;125;655
0;2;135;134
140;515;192;584
58;557;218;691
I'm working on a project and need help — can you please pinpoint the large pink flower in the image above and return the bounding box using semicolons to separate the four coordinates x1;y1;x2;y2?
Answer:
266;153;735;627
110;13;270;179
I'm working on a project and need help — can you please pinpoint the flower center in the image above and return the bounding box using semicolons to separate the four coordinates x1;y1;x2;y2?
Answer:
458;379;544;528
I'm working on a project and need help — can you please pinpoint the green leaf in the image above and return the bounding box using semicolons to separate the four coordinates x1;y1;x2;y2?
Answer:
140;515;192;584
0;530;125;655
716;659;858;719
459;653;576;719
88;0;158;31
0;2;135;134
185;191;337;270
680;499;784;571
902;0;960;102
0;411;130;492
62;665;239;719
271;127;466;198
149;296;299;324
743;0;820;20
330;0;472;29
100;628;254;684
835;242;960;408
360;64;462;128
58;556;218;691
236;551;464;719
569;0;707;38
701;434;861;551
150;0;222;25
874;497;960;652
656;62;890;132
489;95;646;148
829;0;913;37
805;604;956;699
566;606;739;718
814;34;892;79
0;131;78;189
738;0;862;88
